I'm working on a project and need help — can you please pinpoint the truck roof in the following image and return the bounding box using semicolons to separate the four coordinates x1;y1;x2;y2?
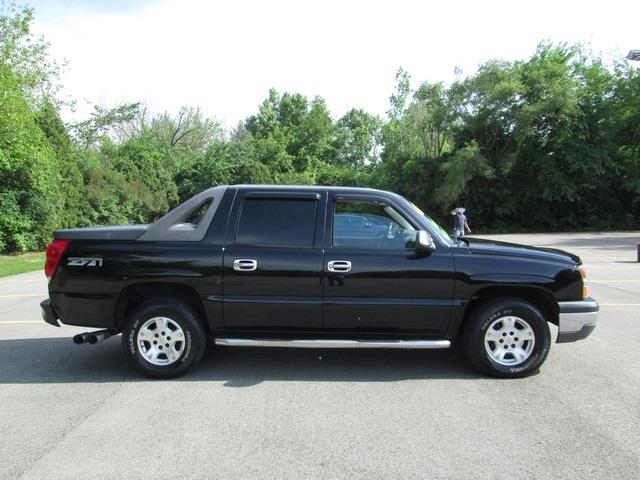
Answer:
54;185;410;243
230;184;393;194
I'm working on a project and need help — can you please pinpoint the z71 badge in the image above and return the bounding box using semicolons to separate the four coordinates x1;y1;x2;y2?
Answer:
67;257;103;267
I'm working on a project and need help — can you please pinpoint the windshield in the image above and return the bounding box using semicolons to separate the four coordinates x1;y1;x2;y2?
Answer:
409;202;453;245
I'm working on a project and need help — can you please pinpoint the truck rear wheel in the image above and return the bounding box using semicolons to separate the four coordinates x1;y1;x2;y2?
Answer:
121;299;207;379
462;298;551;378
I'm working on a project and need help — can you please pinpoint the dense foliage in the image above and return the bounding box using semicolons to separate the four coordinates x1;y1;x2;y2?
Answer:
0;4;638;252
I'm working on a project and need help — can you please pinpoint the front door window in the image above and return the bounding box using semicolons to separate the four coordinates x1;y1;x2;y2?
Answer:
333;200;416;249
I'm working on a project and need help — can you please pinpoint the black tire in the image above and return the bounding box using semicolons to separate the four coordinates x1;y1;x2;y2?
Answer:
121;299;208;379
462;298;551;378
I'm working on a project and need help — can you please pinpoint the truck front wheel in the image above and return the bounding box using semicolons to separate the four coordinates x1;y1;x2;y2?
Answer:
462;298;551;378
121;299;207;379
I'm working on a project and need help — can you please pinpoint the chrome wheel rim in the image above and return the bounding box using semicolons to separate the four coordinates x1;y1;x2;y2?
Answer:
137;317;185;366
484;316;535;366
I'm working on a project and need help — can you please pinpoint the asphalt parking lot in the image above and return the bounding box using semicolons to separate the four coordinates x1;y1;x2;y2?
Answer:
1;232;639;479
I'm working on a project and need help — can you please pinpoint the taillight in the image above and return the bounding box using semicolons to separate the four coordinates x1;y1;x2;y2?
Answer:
45;239;69;281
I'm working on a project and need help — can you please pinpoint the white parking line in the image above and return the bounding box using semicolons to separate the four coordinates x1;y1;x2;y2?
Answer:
0;320;42;325
0;294;46;298
600;303;640;307
0;278;46;284
589;280;640;284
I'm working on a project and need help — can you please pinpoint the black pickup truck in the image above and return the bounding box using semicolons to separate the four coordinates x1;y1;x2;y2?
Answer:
40;185;599;379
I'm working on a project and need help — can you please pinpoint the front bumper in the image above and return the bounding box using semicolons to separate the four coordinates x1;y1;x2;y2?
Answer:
40;298;60;327
556;296;599;343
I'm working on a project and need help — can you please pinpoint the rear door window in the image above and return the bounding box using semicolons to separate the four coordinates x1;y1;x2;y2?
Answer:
236;198;317;247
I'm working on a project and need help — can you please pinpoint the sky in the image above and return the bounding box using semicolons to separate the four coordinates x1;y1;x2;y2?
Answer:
29;0;640;130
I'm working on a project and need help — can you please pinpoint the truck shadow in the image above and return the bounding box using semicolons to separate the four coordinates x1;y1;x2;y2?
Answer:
0;337;492;385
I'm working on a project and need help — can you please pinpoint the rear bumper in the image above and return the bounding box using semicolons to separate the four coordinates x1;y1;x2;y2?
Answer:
40;299;60;327
556;297;599;343
41;293;117;328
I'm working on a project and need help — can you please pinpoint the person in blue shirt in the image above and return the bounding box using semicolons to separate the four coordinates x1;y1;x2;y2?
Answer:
450;207;471;237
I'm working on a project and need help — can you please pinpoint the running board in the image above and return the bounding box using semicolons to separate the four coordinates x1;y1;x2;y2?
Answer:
214;338;451;349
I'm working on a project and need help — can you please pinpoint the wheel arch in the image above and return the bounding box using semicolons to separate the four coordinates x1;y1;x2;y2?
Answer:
462;285;559;328
114;282;209;332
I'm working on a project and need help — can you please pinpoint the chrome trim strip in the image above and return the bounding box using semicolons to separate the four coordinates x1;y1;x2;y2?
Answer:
215;338;451;349
206;296;462;306
324;297;460;306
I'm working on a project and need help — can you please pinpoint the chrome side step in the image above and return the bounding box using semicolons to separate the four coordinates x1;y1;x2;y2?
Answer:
215;338;451;349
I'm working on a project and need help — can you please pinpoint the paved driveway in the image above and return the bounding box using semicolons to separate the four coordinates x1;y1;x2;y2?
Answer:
1;232;639;479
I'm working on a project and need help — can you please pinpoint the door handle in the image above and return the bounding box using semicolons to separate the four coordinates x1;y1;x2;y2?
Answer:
233;259;258;271
327;260;351;273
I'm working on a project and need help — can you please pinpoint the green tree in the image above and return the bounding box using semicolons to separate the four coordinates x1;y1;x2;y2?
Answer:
381;75;457;214
76;149;163;226
0;64;63;250
610;62;640;221
35;100;84;228
0;2;62;103
246;89;336;176
72;103;142;149
0;4;67;251
333;109;382;171
102;137;179;219
446;59;524;226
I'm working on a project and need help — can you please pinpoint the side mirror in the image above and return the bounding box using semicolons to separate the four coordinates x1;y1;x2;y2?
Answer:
415;230;436;253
